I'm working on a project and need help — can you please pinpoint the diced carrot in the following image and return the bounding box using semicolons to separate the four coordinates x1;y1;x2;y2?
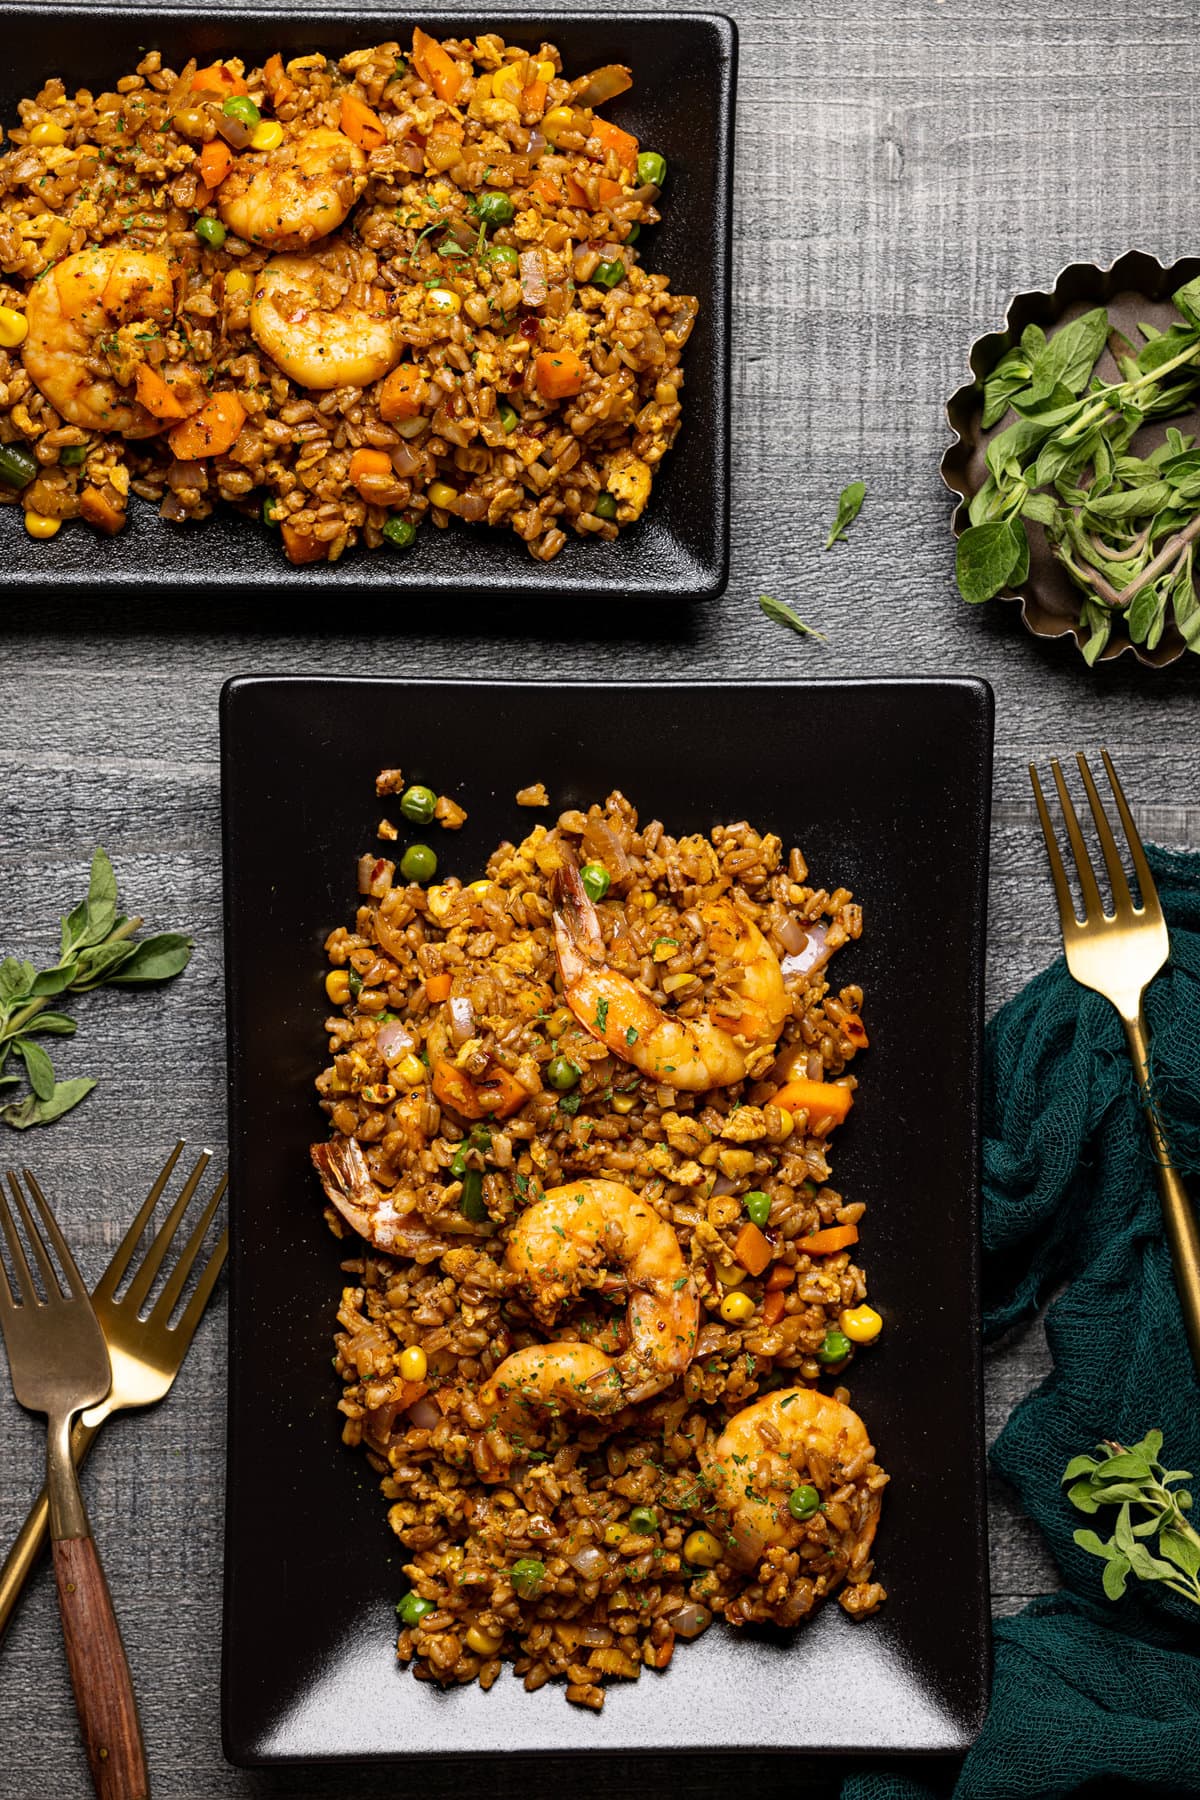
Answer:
348;446;392;499
530;174;562;209
424;972;452;1002
411;27;464;103
339;90;387;151
280;522;325;565
794;1223;860;1257
772;1078;854;1124
521;78;548;117
191;61;249;97
565;171;625;209
590;115;638;168
198;139;234;190
378;363;426;421
166;390;246;460
534;349;586;400
399;1378;429;1410
432;1056;527;1121
263;53;295;105
78;485;125;534
765;1263;796;1291
761;1289;787;1327
732;1221;772;1278
475;1066;529;1119
134;363;194;422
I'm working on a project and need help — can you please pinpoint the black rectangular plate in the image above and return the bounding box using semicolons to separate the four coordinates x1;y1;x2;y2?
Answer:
0;7;734;601
220;676;993;1764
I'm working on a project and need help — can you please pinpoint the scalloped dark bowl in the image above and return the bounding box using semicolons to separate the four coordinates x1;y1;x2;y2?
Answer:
941;250;1200;668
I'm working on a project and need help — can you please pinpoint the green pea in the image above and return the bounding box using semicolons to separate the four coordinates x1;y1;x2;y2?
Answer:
546;1055;580;1092
788;1484;821;1522
475;191;515;226
459;1168;489;1221
383;516;416;548
396;1591;435;1626
194;215;227;249
510;1557;545;1599
59;443;90;468
743;1190;771;1227
637;151;667;188
580;862;610;902
818;1329;852;1365
592;258;625;290
0;443;38;490
222;94;261;129
629;1506;658;1534
488;243;520;270
498;400;519;433
593;492;617;520
400;784;437;825
400;843;437;884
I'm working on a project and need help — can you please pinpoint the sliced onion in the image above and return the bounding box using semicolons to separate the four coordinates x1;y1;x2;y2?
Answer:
397;139;425;172
669;1602;712;1640
392;439;423;474
578;1624;613;1648
525;128;546;158
406;1394;440;1429
566;1544;608;1579
774;912;808;956
709;1171;739;1197
781;920;832;981
158;491;189;522
581;818;630;879
519;249;548;307
570;64;633;108
395;415;428;440
457;493;487;522
448;994;475;1046
216;112;253;151
376;1019;416;1063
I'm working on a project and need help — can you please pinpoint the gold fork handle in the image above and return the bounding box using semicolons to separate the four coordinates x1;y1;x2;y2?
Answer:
1124;1009;1200;1375
0;1410;102;1641
53;1535;150;1800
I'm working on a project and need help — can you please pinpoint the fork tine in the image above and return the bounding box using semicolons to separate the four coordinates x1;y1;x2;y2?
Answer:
120;1148;211;1314
0;1181;35;1307
1075;753;1135;919
1029;765;1082;931
6;1173;62;1302
172;1227;228;1345
1101;749;1162;921
149;1173;227;1325
92;1140;184;1304
21;1170;90;1302
1049;757;1105;920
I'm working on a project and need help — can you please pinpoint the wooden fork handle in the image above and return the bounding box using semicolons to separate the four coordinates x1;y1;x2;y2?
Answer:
52;1535;150;1800
0;1413;101;1641
1125;1010;1200;1377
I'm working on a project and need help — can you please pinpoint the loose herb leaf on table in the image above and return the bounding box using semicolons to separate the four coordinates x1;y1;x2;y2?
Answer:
824;479;866;549
1063;1429;1200;1607
958;281;1200;660
758;594;827;640
0;848;193;1129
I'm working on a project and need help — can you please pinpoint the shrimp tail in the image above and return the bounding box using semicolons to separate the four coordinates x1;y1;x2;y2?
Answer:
310;1136;449;1257
551;851;606;961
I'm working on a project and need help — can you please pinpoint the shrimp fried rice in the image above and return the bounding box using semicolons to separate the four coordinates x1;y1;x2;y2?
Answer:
313;789;887;1712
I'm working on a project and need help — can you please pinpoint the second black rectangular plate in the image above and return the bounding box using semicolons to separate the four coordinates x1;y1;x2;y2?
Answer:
0;6;734;601
220;677;993;1763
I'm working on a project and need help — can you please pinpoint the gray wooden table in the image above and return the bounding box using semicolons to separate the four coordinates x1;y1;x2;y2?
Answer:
2;1;1199;1794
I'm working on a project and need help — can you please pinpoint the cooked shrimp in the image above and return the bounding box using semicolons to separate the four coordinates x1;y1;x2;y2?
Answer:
552;858;788;1090
707;1388;882;1570
310;1136;448;1258
22;246;175;436
249;246;402;389
504;1178;699;1403
479;1342;621;1433
218;127;367;250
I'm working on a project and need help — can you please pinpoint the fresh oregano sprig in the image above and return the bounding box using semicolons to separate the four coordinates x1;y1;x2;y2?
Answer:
957;278;1200;662
0;848;193;1129
1063;1430;1200;1607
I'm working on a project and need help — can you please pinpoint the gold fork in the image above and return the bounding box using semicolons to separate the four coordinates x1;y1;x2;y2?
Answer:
1030;749;1200;1373
0;1169;148;1799
0;1143;227;1639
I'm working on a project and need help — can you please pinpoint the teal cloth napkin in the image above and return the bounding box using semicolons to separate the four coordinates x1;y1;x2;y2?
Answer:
844;844;1200;1800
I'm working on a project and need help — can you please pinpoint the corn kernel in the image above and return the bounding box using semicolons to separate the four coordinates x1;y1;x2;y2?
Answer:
547;1007;572;1038
396;1054;426;1087
542;105;575;141
41;219;71;261
24;510;60;539
492;63;522;103
30;120;67;146
425;286;462;315
324;969;351;1005
428;480;458;509
655;381;678;407
683;1529;721;1568
74;143;101;162
776;1106;795;1139
224;268;253;299
641;891;656;908
465;1625;503;1657
362;1083;396;1105
603;1522;627;1546
0;306;27;348
719;1290;755;1324
400;1345;428;1382
537;60;556;82
840;1303;883;1344
468;879;491;896
611;1092;637;1114
714;1260;744;1287
250;118;284;152
718;1148;756;1178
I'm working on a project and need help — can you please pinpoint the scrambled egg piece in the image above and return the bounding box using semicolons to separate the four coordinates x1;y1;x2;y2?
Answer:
604;448;653;521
